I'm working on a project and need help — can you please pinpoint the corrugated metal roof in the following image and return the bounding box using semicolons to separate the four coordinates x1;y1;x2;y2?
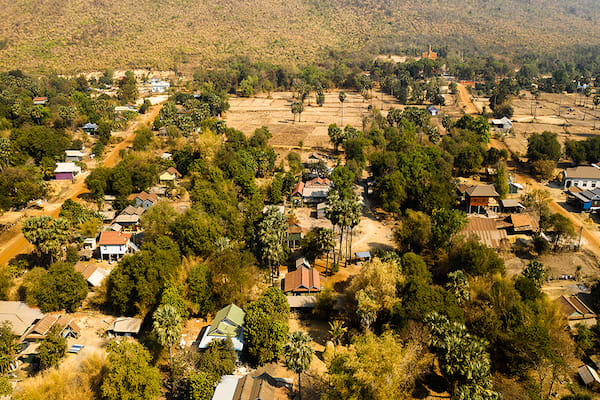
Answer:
463;216;508;248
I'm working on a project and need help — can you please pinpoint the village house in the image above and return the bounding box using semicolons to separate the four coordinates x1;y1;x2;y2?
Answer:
108;317;142;337
199;304;246;352
563;165;600;190
428;105;439;116
286;215;303;249
558;294;597;328
100;210;116;224
283;264;321;296
82;122;98;135
65;150;86;162
159;167;182;184
75;264;110;287
462;216;509;249
113;213;140;231
464;185;500;214
0;301;45;336
128;191;159;210
54;162;81;180
211;372;290;400
567;188;600;212
490;117;513;131
32;97;48;105
120;205;145;216
98;231;138;262
302;177;332;204
578;365;600;389
499;198;525;213
22;314;80;342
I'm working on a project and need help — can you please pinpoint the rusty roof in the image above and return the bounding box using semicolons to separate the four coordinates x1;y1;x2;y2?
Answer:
284;267;321;293
291;181;304;197
462;216;508;249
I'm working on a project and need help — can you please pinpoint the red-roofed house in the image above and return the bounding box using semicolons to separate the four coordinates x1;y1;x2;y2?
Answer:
283;265;321;295
32;97;48;105
98;231;137;261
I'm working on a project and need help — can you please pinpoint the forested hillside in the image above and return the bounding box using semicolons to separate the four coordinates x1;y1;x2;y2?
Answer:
1;0;599;73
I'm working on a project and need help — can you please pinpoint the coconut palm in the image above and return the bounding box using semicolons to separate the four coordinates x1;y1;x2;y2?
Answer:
328;320;347;348
283;331;314;400
153;304;182;366
338;91;346;126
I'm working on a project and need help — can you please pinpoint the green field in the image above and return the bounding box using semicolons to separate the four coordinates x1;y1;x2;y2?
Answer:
1;0;599;73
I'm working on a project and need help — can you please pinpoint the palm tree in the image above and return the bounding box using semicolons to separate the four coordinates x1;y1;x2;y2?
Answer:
328;320;347;349
153;304;182;367
338;91;346;126
297;102;305;122
593;95;600;130
283;331;314;400
316;228;335;275
257;208;287;281
583;86;592;120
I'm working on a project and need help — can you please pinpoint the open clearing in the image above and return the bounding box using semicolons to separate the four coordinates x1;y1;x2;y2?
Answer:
224;90;462;150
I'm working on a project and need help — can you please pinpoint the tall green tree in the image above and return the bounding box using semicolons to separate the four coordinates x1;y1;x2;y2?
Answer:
37;324;67;370
244;288;289;365
283;331;314;400
0;322;18;374
101;341;161;400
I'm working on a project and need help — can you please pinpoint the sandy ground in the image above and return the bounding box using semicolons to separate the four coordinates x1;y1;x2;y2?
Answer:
0;104;164;266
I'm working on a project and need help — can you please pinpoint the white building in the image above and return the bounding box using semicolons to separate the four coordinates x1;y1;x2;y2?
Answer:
98;231;138;262
563;165;600;190
151;78;170;94
490;117;513;131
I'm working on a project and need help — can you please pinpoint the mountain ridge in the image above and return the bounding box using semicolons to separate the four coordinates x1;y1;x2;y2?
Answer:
0;0;599;73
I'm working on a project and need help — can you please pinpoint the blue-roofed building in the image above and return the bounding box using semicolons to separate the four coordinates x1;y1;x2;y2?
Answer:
568;188;600;211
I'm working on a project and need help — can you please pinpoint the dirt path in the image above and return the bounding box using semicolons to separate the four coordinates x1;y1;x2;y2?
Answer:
0;104;163;266
490;138;600;259
455;83;480;115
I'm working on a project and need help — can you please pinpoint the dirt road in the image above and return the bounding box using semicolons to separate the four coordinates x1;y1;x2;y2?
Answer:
490;139;600;259
455;83;480;115
0;104;163;266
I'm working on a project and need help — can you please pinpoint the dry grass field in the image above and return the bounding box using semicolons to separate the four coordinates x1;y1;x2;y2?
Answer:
1;0;600;73
224;89;461;150
481;91;600;156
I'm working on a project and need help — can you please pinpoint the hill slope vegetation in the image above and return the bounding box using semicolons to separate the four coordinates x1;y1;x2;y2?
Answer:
1;0;599;73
